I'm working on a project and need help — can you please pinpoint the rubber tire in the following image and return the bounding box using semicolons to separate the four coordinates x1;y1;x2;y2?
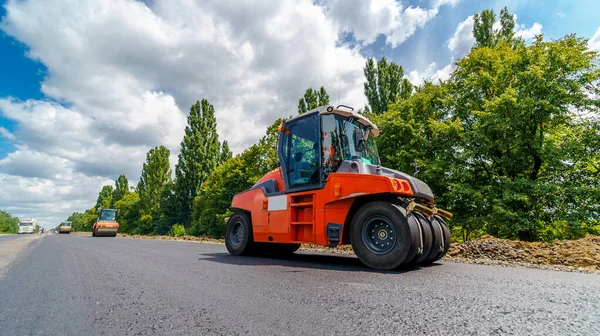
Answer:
92;229;96;237
408;212;433;265
421;212;442;264
225;211;255;256
350;202;419;270
430;216;451;262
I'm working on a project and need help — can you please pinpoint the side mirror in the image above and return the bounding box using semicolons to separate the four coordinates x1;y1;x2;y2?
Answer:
353;128;366;152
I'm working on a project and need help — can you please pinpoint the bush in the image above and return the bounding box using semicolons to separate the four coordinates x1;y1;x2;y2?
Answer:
168;224;186;237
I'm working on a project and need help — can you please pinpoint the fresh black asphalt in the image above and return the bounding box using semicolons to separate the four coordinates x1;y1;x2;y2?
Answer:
1;234;598;335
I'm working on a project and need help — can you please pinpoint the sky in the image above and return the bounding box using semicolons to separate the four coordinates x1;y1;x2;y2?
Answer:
1;0;599;229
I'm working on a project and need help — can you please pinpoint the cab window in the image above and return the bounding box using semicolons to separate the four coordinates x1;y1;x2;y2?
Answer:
282;114;319;188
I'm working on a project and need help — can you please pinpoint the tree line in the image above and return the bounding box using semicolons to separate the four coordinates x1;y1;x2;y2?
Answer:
0;210;19;234
66;7;599;242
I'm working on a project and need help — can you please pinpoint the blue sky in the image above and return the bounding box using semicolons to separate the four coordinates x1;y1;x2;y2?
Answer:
0;0;599;228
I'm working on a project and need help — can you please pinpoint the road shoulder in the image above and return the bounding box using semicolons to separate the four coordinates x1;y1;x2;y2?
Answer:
0;234;43;276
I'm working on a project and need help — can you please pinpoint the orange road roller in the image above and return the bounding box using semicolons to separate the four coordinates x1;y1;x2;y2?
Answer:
92;208;119;237
226;105;452;270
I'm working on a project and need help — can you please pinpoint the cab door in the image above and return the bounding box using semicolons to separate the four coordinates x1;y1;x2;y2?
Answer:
276;113;322;243
278;113;322;192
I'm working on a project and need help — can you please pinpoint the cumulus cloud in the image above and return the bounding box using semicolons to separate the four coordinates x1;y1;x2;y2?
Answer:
588;27;600;51
408;62;453;86
4;0;427;227
0;146;72;179
321;0;458;48
448;16;475;59
0;126;15;140
515;22;543;41
0;171;113;226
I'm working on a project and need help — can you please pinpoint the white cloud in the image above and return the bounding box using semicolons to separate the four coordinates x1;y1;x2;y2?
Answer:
1;0;398;227
321;0;458;48
0;146;72;179
408;62;453;86
434;0;460;7
588;27;600;52
448;16;475;59
0;171;114;227
0;126;15;140
515;22;543;41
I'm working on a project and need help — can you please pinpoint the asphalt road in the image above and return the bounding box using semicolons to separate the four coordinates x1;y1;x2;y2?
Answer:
1;235;599;336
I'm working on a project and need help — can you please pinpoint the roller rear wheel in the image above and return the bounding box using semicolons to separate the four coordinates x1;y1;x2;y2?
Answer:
421;212;443;264
430;216;451;262
225;212;255;256
408;212;433;265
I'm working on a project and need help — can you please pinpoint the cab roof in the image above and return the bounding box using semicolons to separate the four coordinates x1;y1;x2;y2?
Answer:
285;105;379;137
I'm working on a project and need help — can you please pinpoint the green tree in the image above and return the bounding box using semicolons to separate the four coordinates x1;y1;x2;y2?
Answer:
473;7;518;49
363;57;413;115
68;208;97;232
451;34;600;240
374;17;600;242
219;140;233;165
111;175;130;207
298;86;330;114
498;7;515;42
0;209;19;234
95;185;114;209
113;192;141;234
473;9;496;48
172;99;221;227
137;146;172;234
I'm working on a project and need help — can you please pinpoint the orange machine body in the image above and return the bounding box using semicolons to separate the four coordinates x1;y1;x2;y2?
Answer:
232;166;416;246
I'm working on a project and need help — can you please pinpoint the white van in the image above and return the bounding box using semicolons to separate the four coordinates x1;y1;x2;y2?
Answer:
18;218;36;234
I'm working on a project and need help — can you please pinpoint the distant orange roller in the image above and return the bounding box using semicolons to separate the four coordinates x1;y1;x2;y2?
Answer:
92;208;119;237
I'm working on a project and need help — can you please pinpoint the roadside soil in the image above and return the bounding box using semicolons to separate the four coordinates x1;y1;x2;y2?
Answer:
71;231;600;274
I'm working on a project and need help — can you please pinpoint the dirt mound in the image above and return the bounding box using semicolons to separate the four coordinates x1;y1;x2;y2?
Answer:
447;235;600;271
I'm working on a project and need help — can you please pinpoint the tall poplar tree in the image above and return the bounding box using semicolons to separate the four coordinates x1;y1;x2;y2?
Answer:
137;146;172;233
219;141;233;165
111;175;129;207
95;185;114;209
298;86;330;114
172;99;221;226
363;57;412;115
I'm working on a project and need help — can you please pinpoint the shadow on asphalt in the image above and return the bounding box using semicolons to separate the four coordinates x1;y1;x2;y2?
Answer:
200;251;440;274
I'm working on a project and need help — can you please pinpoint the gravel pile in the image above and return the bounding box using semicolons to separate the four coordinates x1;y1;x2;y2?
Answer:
446;235;600;273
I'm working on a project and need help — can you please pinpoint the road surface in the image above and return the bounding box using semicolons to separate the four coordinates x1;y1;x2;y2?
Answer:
1;234;599;335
